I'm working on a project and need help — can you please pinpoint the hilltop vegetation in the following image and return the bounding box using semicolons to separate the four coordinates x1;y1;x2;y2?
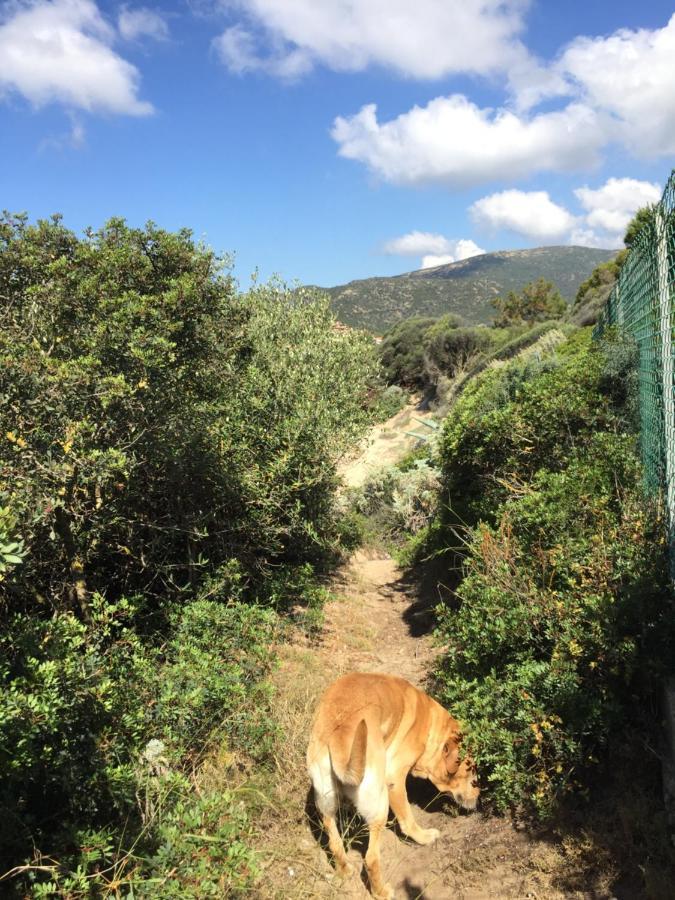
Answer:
378;278;572;396
321;246;616;333
0;213;376;895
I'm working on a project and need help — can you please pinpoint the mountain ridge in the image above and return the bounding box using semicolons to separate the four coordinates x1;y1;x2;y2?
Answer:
317;245;618;333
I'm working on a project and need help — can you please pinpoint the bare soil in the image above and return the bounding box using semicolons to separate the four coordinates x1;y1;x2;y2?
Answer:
339;400;434;489
253;405;652;900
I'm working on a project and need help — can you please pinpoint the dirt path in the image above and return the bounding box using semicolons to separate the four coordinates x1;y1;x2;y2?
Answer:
339;399;435;489
255;407;611;900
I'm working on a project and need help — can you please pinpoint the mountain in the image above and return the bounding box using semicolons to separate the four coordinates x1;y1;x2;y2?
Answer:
319;246;618;333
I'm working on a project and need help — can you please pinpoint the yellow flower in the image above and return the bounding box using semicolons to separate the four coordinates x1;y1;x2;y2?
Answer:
568;639;582;657
6;431;16;443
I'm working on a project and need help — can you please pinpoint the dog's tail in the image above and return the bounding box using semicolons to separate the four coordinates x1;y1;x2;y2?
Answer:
329;718;367;787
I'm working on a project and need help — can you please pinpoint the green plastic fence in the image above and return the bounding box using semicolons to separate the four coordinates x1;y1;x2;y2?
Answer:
594;171;675;522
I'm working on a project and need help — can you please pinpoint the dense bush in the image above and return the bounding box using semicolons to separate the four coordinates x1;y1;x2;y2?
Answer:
492;278;566;327
379;312;506;391
0;213;376;892
570;252;626;326
431;330;674;815
435;330;617;527
379;316;440;387
422;319;496;381
0;214;376;612
349;457;441;539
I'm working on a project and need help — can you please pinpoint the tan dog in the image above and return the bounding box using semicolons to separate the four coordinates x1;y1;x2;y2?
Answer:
306;672;479;900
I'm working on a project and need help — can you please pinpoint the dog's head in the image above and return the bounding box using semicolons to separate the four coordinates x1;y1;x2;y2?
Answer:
423;716;480;811
432;731;480;811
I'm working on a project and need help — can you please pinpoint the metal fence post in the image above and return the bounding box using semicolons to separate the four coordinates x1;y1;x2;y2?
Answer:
656;206;675;543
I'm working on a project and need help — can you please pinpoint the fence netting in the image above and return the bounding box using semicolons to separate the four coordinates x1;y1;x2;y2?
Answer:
594;172;675;536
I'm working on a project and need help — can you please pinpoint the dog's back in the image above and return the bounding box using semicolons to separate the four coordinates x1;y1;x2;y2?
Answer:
307;673;423;815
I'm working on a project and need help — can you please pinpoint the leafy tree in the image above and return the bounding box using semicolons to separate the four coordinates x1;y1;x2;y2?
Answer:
493;278;566;327
570;251;627;326
624;204;656;248
0;214;376;615
379;316;439;387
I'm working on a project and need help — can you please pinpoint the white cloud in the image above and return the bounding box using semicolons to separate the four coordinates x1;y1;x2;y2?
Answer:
420;246;484;268
212;24;311;78
566;227;619;250
382;231;484;270
382;231;454;257
0;0;153;115
118;6;169;42
326;15;675;188
332;96;603;188
574;177;661;241
557;15;675;157
467;178;657;250
214;0;528;79
421;254;456;269
470;190;578;241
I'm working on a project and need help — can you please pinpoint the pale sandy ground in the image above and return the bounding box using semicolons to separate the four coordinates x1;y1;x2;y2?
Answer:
339;400;435;489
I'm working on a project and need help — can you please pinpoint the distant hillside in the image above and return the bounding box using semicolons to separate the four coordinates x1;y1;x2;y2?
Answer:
319;246;617;333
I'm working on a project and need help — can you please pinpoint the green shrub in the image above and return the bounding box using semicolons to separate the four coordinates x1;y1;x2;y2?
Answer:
493;278;566;327
372;384;408;421
431;330;674;816
0;214;376;614
1;598;279;892
350;458;441;541
379;316;439;387
570;252;626;326
436;330;614;527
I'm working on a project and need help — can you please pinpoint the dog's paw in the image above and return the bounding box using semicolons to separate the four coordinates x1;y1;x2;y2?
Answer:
373;884;395;900
415;826;441;845
336;860;356;879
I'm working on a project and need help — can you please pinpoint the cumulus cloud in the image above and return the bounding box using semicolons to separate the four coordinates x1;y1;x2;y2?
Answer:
213;0;528;80
557;15;675;157
382;231;484;270
327;15;675;188
468;178;658;250
0;0;153;115
332;96;603;188
382;231;453;257
118;6;169;42
470;190;578;242
574;177;661;242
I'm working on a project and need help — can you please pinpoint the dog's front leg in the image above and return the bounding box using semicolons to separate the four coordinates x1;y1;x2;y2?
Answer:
388;775;440;846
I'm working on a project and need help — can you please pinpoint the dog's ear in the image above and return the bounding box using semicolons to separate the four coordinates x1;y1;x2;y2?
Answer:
442;732;460;772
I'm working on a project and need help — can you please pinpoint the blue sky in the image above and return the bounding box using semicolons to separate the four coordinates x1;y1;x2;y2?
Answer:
1;1;674;288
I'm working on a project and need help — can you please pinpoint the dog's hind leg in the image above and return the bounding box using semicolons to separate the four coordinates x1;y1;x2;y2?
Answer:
308;753;353;877
388;774;440;845
357;768;393;900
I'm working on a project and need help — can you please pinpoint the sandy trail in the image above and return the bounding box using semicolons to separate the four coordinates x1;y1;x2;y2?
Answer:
339;400;435;489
